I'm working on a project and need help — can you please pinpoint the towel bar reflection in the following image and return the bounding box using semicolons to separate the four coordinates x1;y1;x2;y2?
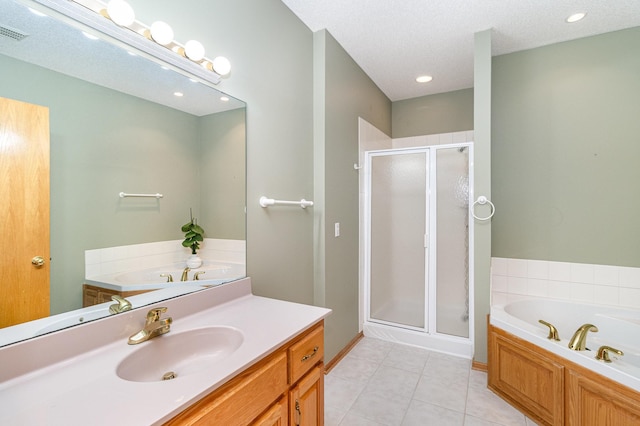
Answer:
259;196;314;209
119;192;164;199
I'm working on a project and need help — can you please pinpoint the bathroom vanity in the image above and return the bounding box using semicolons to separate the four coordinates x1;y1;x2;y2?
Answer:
166;321;325;425
0;278;330;425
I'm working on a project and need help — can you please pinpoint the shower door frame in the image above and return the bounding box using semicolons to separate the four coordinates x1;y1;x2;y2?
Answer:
363;143;475;342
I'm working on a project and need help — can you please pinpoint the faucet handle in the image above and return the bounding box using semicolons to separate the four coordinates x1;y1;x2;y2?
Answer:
596;345;624;363
538;319;561;341
109;295;132;314
146;307;168;323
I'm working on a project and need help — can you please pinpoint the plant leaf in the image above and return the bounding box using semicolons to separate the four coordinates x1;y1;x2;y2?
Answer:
192;224;204;235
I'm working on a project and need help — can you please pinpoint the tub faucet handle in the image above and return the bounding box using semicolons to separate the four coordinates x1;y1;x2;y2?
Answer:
568;323;598;351
109;295;132;314
160;273;173;282
595;345;624;363
538;320;561;341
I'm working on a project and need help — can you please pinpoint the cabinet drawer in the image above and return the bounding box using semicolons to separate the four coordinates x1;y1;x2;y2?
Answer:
289;324;324;384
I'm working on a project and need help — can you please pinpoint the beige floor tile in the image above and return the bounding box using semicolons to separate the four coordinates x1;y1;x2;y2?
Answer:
402;399;465;425
324;374;367;413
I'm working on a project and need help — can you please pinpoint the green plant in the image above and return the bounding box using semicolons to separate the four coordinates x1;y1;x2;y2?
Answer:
181;209;205;255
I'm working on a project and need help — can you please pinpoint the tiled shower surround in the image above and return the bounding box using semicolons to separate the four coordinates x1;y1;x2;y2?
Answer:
491;257;640;309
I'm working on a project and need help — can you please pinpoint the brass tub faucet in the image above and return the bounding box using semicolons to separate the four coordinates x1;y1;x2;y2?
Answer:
181;267;191;281
568;323;598;351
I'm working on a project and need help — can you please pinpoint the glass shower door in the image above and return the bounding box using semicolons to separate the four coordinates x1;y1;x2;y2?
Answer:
434;147;470;338
368;150;427;329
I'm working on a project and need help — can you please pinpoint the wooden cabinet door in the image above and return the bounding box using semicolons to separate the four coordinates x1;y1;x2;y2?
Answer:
253;397;288;426
0;97;50;328
289;365;323;426
567;369;640;426
488;326;564;426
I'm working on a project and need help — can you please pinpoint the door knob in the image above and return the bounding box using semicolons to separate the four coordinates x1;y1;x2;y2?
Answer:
31;256;45;267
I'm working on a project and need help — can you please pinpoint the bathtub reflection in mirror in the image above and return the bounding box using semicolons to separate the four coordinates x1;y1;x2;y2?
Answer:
0;0;246;346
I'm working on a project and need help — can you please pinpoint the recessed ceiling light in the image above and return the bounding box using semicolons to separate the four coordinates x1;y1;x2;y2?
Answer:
566;12;586;23
220;96;230;102
174;92;184;97
416;75;433;83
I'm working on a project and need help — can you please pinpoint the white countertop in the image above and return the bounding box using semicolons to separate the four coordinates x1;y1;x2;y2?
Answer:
0;278;331;425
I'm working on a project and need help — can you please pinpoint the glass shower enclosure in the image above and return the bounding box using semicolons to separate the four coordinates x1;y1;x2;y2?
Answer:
364;144;472;344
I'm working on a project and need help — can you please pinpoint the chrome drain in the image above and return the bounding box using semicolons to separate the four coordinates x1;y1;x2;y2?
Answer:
162;371;177;381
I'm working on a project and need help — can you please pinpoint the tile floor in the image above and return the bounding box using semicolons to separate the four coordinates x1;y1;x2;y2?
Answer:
324;337;538;426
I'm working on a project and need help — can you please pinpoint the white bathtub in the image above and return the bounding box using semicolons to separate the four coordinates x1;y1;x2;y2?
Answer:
85;261;246;291
491;298;640;392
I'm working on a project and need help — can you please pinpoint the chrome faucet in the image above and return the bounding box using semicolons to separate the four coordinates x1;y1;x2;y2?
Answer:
128;307;172;345
181;267;191;281
109;295;132;314
568;323;598;351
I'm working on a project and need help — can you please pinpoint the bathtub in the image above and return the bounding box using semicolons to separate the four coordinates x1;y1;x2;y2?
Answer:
85;261;246;291
491;298;640;392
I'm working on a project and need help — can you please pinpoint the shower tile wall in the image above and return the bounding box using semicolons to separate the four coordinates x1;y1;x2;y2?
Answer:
491;257;640;309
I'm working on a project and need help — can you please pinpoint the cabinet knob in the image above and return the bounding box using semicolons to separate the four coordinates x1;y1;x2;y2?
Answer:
31;256;45;267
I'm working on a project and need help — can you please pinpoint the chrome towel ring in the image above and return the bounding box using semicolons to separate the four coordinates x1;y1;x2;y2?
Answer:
472;196;495;221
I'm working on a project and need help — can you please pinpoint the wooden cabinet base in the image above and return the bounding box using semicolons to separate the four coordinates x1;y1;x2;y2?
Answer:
488;325;564;425
489;322;640;426
166;321;325;426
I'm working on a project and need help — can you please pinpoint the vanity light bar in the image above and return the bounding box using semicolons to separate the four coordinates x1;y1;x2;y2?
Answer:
64;0;230;77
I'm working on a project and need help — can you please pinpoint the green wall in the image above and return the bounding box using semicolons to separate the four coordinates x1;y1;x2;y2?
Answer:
314;30;392;360
492;26;640;267
392;88;474;138
199;108;247;240
1;52;246;315
134;0;316;304
473;30;493;364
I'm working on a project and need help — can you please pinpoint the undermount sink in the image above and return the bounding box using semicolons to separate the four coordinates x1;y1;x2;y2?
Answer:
116;326;244;382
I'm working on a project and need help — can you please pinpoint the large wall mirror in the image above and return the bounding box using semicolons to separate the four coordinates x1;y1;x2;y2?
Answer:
0;0;246;346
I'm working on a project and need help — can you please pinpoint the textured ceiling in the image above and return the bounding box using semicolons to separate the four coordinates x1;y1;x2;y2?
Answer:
281;0;640;101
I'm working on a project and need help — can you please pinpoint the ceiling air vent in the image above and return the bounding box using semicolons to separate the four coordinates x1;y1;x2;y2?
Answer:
0;24;29;42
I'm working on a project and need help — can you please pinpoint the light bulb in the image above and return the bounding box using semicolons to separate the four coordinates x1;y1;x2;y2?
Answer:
566;12;587;23
106;0;135;27
184;40;205;61
416;75;433;83
149;21;174;46
212;56;231;76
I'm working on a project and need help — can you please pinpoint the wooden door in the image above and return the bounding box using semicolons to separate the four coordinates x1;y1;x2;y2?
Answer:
0;96;50;328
